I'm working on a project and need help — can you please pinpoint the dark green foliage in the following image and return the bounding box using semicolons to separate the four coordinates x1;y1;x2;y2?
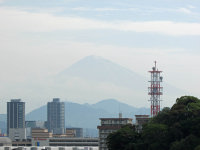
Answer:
195;145;200;150
142;123;169;150
107;96;200;150
106;124;139;150
170;135;200;150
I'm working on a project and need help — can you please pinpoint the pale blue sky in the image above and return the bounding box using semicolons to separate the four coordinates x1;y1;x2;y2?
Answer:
0;0;200;113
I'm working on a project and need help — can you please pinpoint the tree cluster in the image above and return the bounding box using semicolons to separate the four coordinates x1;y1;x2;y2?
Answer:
107;96;200;150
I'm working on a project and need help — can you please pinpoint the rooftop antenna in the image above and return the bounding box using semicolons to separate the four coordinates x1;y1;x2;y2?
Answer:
119;104;122;118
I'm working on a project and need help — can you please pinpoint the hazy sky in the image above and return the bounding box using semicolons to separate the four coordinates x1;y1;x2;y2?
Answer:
0;0;200;113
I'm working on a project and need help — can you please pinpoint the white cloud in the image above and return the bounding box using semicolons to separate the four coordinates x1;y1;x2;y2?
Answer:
94;7;122;11
0;7;200;36
115;21;200;35
71;7;137;12
70;6;197;16
177;8;192;14
71;7;91;11
188;5;196;9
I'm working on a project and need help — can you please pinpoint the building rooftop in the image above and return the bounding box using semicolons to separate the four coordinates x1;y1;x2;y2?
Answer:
53;98;60;102
135;115;150;118
11;99;21;102
99;118;133;121
0;137;12;144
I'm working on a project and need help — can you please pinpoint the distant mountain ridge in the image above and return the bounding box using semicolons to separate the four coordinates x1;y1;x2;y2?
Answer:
91;99;149;115
0;55;185;136
0;114;6;134
53;55;185;108
26;99;150;125
25;99;150;136
0;55;185;114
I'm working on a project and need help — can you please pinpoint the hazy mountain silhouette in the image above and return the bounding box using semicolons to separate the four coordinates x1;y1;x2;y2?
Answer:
0;56;185;132
26;99;150;126
92;99;149;115
53;55;185;108
0;114;6;134
0;99;150;135
24;99;150;136
1;55;184;113
57;55;145;90
0;99;149;136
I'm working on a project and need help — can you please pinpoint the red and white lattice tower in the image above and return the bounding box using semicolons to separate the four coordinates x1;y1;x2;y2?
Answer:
148;61;163;117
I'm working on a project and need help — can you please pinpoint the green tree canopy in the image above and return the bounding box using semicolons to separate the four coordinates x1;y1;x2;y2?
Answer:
106;96;200;150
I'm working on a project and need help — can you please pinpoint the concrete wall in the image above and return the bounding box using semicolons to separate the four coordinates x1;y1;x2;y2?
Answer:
9;128;26;141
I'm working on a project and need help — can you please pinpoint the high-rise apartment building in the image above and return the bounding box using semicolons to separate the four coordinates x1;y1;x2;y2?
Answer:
47;98;65;134
7;99;26;140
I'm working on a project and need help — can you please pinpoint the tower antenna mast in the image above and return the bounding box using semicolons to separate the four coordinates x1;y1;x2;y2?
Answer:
148;61;163;117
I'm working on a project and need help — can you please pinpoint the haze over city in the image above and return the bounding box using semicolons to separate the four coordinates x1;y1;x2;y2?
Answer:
0;0;200;114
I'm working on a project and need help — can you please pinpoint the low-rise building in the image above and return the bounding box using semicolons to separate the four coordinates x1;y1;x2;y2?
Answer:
32;128;53;139
9;128;26;141
135;115;150;133
31;128;52;146
31;128;97;147
66;128;83;138
97;114;133;150
49;137;98;147
65;129;76;137
0;137;12;146
12;139;32;146
26;121;47;139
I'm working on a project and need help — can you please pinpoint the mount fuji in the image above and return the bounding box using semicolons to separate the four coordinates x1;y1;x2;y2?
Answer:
50;55;184;108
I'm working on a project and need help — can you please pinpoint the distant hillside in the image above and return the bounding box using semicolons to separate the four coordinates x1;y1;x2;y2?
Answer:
53;55;185;108
0;55;185;114
0;114;6;122
92;99;149;115
0;99;150;136
26;99;150;136
26;105;47;121
0;114;6;134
